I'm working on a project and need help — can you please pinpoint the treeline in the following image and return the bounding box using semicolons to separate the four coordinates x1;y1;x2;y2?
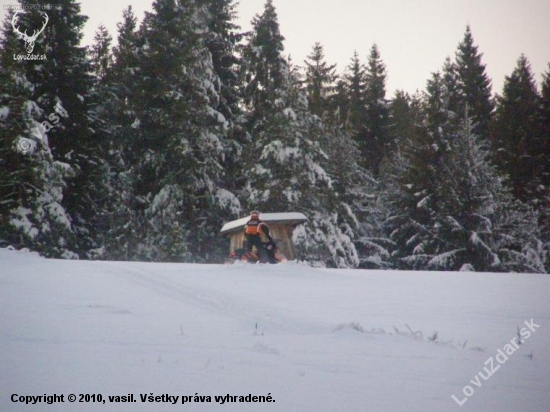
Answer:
1;0;549;272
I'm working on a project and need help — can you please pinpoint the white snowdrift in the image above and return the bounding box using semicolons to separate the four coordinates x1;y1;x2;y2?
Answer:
1;248;549;412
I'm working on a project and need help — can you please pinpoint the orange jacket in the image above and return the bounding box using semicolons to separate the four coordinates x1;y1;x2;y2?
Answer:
244;219;265;236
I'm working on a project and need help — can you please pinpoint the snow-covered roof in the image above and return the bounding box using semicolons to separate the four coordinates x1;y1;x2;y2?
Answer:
220;212;308;235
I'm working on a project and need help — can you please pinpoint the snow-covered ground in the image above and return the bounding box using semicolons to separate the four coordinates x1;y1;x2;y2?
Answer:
1;248;549;412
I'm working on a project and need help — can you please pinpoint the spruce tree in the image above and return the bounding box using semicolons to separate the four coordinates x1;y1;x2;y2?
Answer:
383;107;544;272
537;63;550;267
381;75;446;269
111;6;139;81
85;6;150;260
87;19;143;260
442;56;460;117
241;2;358;267
17;0;93;163
202;0;242;125
12;0;104;255
424;71;457;153
538;64;550;189
343;51;367;144
387;90;424;155
303;43;386;266
542;64;550;136
242;0;286;122
363;44;389;174
329;79;349;126
0;7;75;257
455;25;494;139
201;0;246;207
89;24;112;80
110;5;141;161
491;55;544;203
123;0;234;262
323;122;389;268
303;42;337;119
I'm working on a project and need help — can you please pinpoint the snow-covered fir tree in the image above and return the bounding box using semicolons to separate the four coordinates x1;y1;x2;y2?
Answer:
79;6;144;260
423;70;459;152
382;94;545;272
490;56;549;271
120;0;238;262
322;122;390;268
85;20;142;260
0;8;76;257
302;44;389;267
201;0;242;126
242;0;286;122
241;1;358;267
201;0;247;207
10;0;107;256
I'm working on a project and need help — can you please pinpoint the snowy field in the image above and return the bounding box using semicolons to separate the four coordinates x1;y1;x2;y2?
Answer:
1;248;549;412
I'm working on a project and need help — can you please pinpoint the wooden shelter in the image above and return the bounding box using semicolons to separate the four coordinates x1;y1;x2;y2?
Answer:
220;212;308;260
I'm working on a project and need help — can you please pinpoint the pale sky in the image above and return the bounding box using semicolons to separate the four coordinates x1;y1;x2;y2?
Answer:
2;0;549;96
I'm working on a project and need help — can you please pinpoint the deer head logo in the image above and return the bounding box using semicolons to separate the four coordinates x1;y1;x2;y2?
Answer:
11;11;49;54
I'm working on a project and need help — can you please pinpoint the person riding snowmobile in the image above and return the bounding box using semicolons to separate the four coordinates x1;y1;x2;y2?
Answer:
243;211;277;263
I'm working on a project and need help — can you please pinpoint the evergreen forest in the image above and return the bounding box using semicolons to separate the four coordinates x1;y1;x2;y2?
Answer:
1;0;549;272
